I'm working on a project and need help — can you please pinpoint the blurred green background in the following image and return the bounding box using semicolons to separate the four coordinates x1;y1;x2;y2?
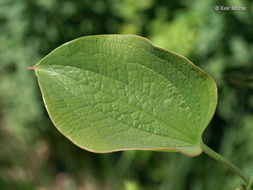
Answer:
0;0;252;189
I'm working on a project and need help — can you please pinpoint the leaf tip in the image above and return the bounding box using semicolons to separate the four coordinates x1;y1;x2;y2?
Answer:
27;66;36;71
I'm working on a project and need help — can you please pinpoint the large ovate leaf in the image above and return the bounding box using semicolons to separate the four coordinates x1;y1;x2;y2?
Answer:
31;35;217;156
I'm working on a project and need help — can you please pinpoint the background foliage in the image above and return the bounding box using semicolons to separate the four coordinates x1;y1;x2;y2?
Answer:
0;0;252;189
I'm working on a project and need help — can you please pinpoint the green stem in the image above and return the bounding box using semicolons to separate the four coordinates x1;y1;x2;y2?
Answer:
246;175;253;190
201;142;249;185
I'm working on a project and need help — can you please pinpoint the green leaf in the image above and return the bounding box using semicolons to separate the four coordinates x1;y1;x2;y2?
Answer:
31;35;217;156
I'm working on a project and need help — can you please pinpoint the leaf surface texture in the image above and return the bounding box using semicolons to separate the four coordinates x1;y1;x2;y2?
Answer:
34;35;217;156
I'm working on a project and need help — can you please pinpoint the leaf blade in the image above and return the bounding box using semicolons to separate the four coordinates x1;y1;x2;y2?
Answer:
33;35;217;156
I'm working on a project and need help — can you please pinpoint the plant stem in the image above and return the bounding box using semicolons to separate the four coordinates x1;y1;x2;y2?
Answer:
201;142;249;185
246;175;253;190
